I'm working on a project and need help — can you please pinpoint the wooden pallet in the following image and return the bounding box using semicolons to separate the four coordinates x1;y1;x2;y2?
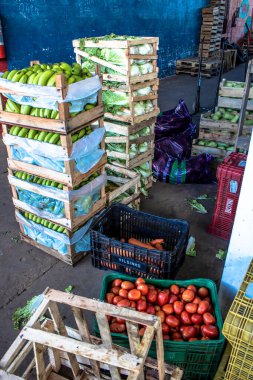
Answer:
176;57;220;69
176;69;219;77
73;37;159;85
0;288;183;380
105;164;141;206
0;67;104;134
8;168;106;230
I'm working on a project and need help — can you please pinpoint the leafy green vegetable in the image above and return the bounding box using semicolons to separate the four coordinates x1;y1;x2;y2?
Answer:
12;294;44;330
216;249;227;260
188;199;207;214
65;285;74;293
186;236;197;257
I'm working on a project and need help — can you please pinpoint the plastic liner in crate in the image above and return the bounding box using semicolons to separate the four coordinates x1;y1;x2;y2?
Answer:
90;203;189;279
95;273;225;380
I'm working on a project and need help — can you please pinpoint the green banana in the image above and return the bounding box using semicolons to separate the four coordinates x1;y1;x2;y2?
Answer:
36;178;44;184
18;128;29;137
51;181;59;187
68;76;76;84
32;215;37;222
85;103;95;110
64;70;72;79
24;212;29;219
73;75;83;82
19;74;28;84
27;73;37;84
78;129;86;139
45;180;51;186
41;179;47;186
21;172;27;180
54;112;59;119
57;226;65;233
20;105;32;115
35;108;41;117
37;131;48;141
31;64;41;72
71;133;79;143
48;133;60;144
26;71;33;77
27;129;37;139
7;70;18;80
44;109;52;118
40;64;47;70
9;125;18;135
39;108;45;118
11;71;24;82
6;99;20;113
33;133;39;139
44;220;50;227
57;183;64;189
46;73;56;86
32;72;44;85
50;110;58;119
38;70;54;86
35;217;42;224
2;71;9;79
30;108;37;116
60;62;72;72
52;224;59;231
47;222;54;229
44;132;54;143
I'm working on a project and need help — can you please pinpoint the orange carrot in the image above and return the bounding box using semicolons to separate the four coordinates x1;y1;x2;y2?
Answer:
155;243;164;251
150;239;164;246
128;238;154;249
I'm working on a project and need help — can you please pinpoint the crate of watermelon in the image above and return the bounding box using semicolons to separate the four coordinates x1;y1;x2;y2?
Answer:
95;274;225;380
90;203;189;279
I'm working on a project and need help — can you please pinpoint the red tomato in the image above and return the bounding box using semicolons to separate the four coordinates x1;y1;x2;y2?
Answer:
113;296;123;305
137;299;147;312
163;335;170;340
180;287;186;294
137;284;149;296
128;289;141;301
119;289;128;299
189;338;198;341
197;301;210;315
148;284;156;290
201;325;219;339
187;285;197;293
135;277;145;286
173;301;184;315
168;294;178;304
111;286;120;295
139;327;146;336
146;305;156;315
141;295;147;301
193;325;201;336
129;301;136;309
147;289;158;303
203;297;211;303
181;311;192;325
110;323;126;333
181;326;198;340
154;305;161;312
171;327;180;333
185;303;198;314
163;289;170;295
198;287;209;298
193;296;202;305
182;289;195;303
157;291;169;306
162;304;174;315
117;299;131;308
191;314;203;325
111;279;122;287
121;281;135;290
170;284;180;295
111;317;117;324
106;293;115;304
156;310;166;323
203;312;216;325
161;323;170;335
166;315;180;328
116;317;125;324
172;332;182;340
107;315;112;322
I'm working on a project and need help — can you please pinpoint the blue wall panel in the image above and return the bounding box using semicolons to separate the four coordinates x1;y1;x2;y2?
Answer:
0;0;210;77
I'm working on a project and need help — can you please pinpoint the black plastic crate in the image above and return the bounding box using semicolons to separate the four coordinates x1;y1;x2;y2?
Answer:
90;203;189;279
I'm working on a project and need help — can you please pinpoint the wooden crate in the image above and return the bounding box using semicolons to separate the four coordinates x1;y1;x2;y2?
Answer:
108;149;154;170
8;168;106;230
73;37;159;85
0;68;104;134
105;163;140;206
103;78;159;98
104;117;157;137
0;288;183;380
219;79;253;99
192;143;231;159
105;103;159;125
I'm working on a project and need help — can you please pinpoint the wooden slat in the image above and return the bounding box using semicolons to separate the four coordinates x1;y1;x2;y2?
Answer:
96;313;121;380
154;320;165;380
22;327;141;373
126;322;144;380
48;301;81;377
72;306;101;379
0;370;23;380
33;342;47;380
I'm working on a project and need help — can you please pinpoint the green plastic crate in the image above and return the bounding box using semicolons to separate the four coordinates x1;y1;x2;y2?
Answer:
95;274;225;380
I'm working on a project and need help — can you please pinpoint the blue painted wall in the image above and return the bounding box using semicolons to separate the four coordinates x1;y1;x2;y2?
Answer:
0;0;210;78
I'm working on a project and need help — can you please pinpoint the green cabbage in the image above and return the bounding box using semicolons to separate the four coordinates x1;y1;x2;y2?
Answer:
133;86;152;96
100;48;126;66
130;64;140;76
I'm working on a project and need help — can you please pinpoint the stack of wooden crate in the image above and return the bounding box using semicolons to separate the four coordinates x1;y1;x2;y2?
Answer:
1;65;107;265
73;36;159;199
199;0;225;60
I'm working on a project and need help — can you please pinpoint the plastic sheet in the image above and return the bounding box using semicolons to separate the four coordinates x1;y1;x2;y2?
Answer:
4;128;105;174
16;211;93;255
9;173;106;219
0;75;101;112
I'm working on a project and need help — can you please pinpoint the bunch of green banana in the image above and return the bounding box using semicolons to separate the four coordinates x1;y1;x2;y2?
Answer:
2;62;92;86
74;171;99;190
9;125;92;144
14;171;64;189
23;211;66;234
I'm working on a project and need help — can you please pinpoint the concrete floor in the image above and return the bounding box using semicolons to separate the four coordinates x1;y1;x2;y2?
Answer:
0;62;247;357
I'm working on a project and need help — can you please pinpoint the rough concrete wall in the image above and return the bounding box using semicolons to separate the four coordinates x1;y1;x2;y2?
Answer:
226;0;253;44
0;0;209;78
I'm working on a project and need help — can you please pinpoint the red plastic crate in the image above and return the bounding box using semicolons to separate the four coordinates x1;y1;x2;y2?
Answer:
208;153;247;240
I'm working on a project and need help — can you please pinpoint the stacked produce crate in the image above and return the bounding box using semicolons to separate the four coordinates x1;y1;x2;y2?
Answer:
1;61;107;265
73;34;159;199
192;79;253;158
199;0;225;60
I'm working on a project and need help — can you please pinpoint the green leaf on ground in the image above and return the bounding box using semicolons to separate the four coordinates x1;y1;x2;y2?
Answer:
65;285;74;293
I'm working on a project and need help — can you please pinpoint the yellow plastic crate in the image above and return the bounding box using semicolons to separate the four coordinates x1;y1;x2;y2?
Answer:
214;343;232;380
225;345;253;379
222;259;253;347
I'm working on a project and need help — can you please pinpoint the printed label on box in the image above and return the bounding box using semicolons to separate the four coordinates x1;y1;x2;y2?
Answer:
230;180;238;194
225;198;233;214
111;254;147;272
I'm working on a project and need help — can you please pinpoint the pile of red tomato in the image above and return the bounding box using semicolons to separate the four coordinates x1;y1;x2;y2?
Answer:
105;278;219;341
